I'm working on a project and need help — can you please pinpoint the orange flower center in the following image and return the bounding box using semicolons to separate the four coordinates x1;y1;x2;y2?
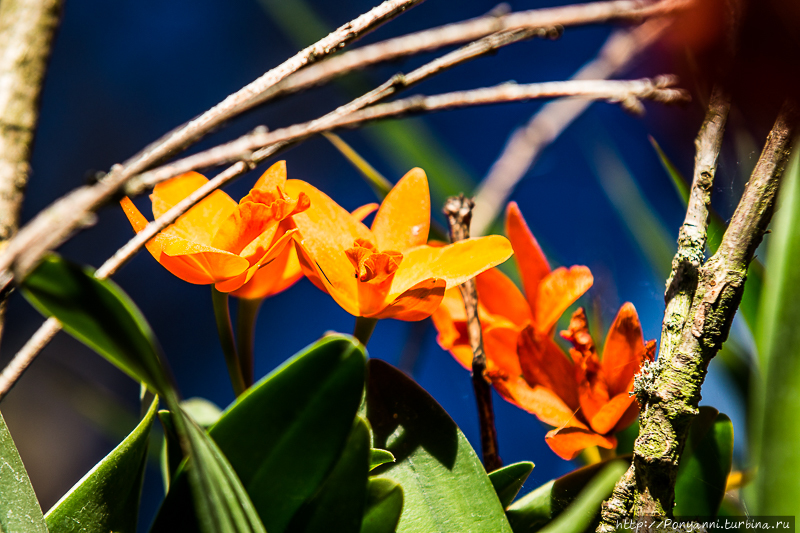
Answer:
345;239;403;283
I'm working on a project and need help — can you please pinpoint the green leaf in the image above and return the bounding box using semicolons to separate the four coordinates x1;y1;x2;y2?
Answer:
0;410;47;533
650;136;690;206
753;149;800;516
158;409;182;493
360;478;404;533
181;397;223;428
20;254;173;396
370;449;395;471
506;455;629;532
366;359;512;532
286;417;370;533
153;335;367;533
45;397;158;533
673;407;733;516
489;462;535;509
536;461;627;533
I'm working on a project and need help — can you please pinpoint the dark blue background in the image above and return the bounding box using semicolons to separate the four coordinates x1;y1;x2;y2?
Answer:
0;0;753;528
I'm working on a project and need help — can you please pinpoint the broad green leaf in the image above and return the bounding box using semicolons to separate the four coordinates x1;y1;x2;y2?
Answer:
0;410;47;533
489;462;535;509
20;254;173;396
360;478;404;533
286;417;370;533
753;149;800;516
45;397;158;533
673;407;733;516
536;461;627;533
366;359;512;533
154;335;367;533
158;410;182;493
506;455;629;531
370;449;395;471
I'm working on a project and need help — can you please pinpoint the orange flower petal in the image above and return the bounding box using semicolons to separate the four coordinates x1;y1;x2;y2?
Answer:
231;241;303;300
492;377;584;429
517;326;580;411
587;392;636;435
370;278;446;321
389;236;513;300
352;203;379;221
431;288;472;369
252;160;287;191
285;179;372;313
505;202;551;313
371;168;430;252
484;326;523;378
612;396;641;434
151;172;237;246
158;235;249;284
211;202;280;259
534;266;593;334
475;268;532;328
602;302;645;396
214;229;298;293
545;427;617;460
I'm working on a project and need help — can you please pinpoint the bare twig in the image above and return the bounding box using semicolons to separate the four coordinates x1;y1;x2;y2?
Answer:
0;0;423;291
599;99;797;528
130;77;688;193
0;0;62;342
471;17;670;235
0;0;688;294
444;195;501;472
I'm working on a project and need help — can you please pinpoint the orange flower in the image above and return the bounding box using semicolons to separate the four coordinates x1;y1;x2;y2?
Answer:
285;168;513;320
431;201;593;370
121;161;309;295
514;305;655;460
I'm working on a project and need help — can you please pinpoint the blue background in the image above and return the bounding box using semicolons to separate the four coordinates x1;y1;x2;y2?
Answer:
0;0;757;528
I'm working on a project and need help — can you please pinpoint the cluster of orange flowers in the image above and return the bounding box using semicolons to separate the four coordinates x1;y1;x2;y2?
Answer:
121;161;512;320
432;203;655;459
122;162;653;460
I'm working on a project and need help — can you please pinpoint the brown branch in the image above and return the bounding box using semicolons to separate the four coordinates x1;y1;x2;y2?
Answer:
0;0;62;343
0;27;543;397
600;99;797;528
0;0;688;294
471;17;671;235
443;195;501;472
0;0;423;291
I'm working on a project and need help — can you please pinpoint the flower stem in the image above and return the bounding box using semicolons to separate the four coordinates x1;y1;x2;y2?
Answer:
353;316;378;346
236;297;263;388
211;287;246;397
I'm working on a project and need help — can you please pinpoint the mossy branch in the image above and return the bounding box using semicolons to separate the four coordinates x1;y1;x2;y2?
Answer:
598;97;798;529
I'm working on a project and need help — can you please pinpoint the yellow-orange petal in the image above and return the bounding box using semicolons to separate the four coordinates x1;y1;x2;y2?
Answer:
158;235;249;284
371;168;430;252
493;376;584;429
231;239;303;300
483;326;523;378
587;392;636;435
369;278;446;321
602;302;645;396
517;326;580;411
352;203;379;221
545;427;617;460
475;268;532;329
285;179;372;301
505;202;551;312
151;172;237;246
252;160;287;191
534;266;593;334
213;228;298;293
211;202;280;258
431;288;472;369
388;236;513;300
612;396;641;434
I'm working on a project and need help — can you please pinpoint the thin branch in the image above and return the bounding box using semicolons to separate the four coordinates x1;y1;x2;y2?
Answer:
0;27;551;394
0;0;63;342
0;0;423;290
471;17;670;235
130;76;689;193
600;99;797;527
444;195;501;472
0;0;688;293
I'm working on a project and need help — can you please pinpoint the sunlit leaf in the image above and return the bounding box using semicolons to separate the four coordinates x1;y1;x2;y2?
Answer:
489;462;535;509
360;478;404;533
370;448;395;471
45;397;158;533
0;410;47;533
673;407;733;516
367;359;512;532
